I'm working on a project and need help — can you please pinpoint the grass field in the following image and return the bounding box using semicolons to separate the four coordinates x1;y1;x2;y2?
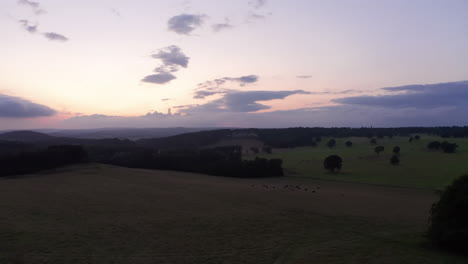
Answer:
1;164;467;263
252;136;468;190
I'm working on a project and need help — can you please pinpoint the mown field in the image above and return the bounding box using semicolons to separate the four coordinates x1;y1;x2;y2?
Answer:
1;164;467;263
253;136;468;190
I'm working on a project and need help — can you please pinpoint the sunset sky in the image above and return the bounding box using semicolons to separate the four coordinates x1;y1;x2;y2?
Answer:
1;0;468;129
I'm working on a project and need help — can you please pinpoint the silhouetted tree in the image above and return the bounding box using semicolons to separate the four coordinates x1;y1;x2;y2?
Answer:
326;139;336;148
262;146;272;154
393;146;401;155
390;155;400;165
345;141;353;147
428;141;441;150
409;137;414;143
428;174;468;253
370;138;377;145
414;135;421;140
374;146;385;155
441;141;458;153
250;147;259;154
323;155;342;173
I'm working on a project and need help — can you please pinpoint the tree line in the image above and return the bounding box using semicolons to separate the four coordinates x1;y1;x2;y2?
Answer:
0;144;284;178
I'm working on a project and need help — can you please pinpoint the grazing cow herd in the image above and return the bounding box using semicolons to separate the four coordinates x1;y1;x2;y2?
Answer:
249;184;325;194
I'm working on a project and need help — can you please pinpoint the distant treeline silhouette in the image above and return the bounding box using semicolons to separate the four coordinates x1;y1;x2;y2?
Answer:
94;145;284;178
139;127;468;149
0;145;87;177
0;145;283;178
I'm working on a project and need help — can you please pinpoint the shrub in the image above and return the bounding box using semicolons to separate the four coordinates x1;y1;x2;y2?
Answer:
323;155;342;173
390;155;400;165
326;139;336;148
374;146;385;155
428;141;441;150
370;138;377;145
428;175;468;253
441;141;458;153
393;146;401;155
345;141;353;147
262;145;272;154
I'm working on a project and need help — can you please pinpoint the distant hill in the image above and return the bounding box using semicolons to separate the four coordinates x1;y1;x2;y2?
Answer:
0;131;55;142
47;127;223;140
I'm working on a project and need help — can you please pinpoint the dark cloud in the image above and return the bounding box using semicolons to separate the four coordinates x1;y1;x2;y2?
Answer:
194;88;233;99
187;90;310;113
143;46;190;85
212;19;234;32
141;73;177;84
297;75;312;79
43;32;69;42
61;81;468;128
333;80;468;109
167;14;206;35
226;75;259;84
18;19;37;33
17;0;46;15
0;94;57;118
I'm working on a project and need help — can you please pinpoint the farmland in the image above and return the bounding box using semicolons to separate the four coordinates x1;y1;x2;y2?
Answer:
1;164;467;263
252;136;468;190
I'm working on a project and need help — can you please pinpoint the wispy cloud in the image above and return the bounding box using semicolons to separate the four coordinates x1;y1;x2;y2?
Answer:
110;8;122;18
249;0;268;10
212;18;234;32
17;0;46;15
17;19;69;42
18;19;37;33
195;75;259;99
43;32;69;42
297;75;312;79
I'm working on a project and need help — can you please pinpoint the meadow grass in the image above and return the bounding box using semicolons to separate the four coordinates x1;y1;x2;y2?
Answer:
252;136;468;190
1;164;467;263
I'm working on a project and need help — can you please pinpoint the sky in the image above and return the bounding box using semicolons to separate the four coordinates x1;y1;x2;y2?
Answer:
1;0;468;129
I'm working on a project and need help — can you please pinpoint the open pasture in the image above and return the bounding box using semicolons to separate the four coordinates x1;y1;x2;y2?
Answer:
1;164;467;263
254;136;468;189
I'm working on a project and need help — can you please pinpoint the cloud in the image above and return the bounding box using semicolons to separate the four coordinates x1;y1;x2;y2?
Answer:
142;46;190;85
195;75;259;99
142;73;177;84
151;45;190;68
61;81;468;128
212;19;234;32
187;90;310;113
297;75;312;79
17;0;46;15
225;75;259;85
43;32;69;42
161;98;171;102
333;80;468;109
110;8;122;18
249;0;267;9
167;14;206;35
16;19;69;42
18;19;37;33
0;94;57;118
